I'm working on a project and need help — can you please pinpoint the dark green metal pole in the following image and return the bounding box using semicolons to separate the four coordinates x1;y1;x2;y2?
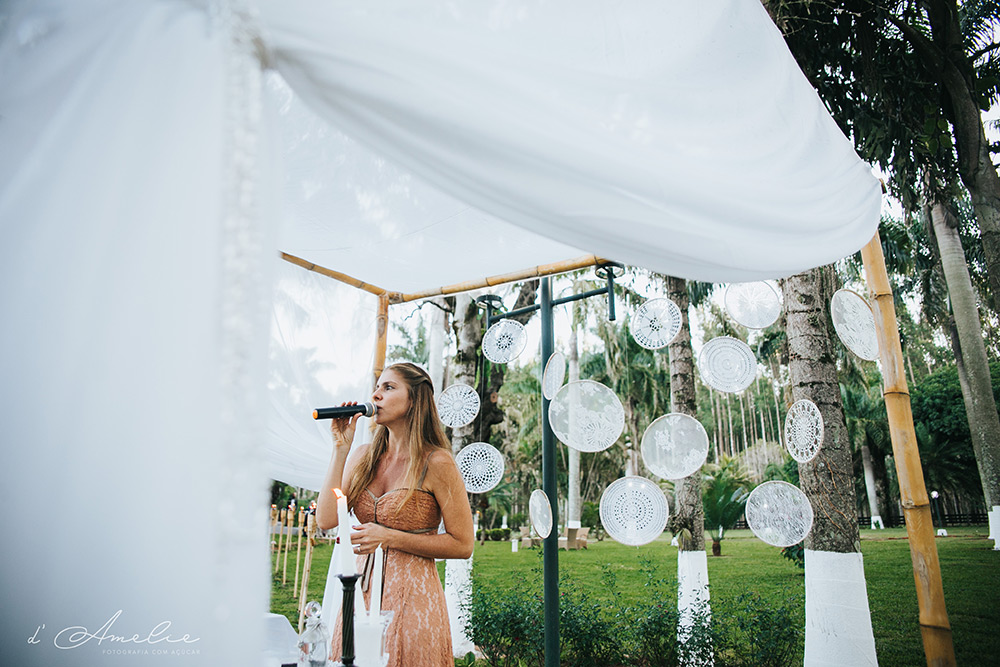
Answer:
540;276;559;667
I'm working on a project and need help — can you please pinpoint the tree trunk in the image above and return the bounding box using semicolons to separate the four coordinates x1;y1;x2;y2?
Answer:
928;201;1000;508
781;265;876;665
860;443;883;525
781;265;860;551
427;300;446;394
898;1;1000;314
666;276;706;552
450;294;481;454
666;276;711;661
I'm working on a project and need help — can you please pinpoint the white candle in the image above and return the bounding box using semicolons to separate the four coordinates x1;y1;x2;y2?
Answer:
334;489;356;576
354;619;382;665
369;544;384;621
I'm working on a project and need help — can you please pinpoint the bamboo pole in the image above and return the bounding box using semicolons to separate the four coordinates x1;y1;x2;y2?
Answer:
275;509;286;573
280;252;389;298
393;255;605;303
293;509;305;598
861;231;956;667
282;508;293;585
373;293;389;389
281;251;608;304
299;514;317;633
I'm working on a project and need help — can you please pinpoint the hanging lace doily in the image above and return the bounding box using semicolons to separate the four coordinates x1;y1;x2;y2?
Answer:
697;336;757;393
437;383;481;428
456;442;505;493
630;298;682;349
599;476;669;546
482;319;527;364
784;399;823;463
542;351;567;401
745;481;814;548
724;281;781;329
640;413;710;480
830;289;879;361
529;489;553;539
548;380;625;452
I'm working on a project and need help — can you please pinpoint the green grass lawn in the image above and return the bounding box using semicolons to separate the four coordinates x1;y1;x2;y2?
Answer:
271;526;999;666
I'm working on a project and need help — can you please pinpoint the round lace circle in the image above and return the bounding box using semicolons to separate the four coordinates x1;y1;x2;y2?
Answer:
455;442;505;493
745;481;814;548
529;489;553;539
697;336;757;393
830;289;879;361
548;380;625;452
785;399;824;463
599;476;669;546
482;319;527;364
630;298;682;349
542;351;566;401
640;413;709;480
724;281;781;329
437;383;481;428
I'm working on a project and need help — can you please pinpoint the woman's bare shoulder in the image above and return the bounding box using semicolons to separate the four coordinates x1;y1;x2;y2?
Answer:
426;447;456;467
344;443;373;475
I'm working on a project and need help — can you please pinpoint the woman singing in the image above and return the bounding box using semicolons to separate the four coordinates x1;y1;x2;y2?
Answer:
316;362;474;666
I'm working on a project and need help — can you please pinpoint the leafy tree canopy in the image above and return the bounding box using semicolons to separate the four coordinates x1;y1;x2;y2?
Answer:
910;360;1000;442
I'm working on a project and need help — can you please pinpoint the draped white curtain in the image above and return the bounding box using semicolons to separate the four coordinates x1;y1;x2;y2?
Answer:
0;0;879;665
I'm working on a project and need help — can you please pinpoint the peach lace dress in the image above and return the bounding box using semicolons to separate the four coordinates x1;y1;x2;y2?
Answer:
332;480;453;667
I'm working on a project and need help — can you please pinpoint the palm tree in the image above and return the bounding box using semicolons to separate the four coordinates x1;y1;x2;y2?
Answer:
701;457;752;556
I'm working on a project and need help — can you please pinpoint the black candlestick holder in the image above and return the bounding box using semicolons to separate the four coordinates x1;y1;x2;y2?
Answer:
337;573;360;666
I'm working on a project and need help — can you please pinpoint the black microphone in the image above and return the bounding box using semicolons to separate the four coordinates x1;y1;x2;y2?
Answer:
312;402;378;420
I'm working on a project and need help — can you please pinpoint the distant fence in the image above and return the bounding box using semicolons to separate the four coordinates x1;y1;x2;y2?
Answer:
731;511;986;532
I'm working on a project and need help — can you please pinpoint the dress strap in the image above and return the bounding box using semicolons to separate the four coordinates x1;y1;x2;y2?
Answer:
416;458;431;489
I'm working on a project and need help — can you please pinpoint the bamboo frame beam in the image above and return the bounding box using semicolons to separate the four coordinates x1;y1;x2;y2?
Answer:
281;251;609;304
861;231;956;667
393;255;606;303
281;252;389;297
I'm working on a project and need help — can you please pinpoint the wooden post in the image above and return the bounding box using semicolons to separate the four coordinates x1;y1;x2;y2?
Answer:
372;292;390;400
270;505;278;553
275;509;286;573
861;232;956;666
293;509;305;598
282;508;293;585
299;514;316;632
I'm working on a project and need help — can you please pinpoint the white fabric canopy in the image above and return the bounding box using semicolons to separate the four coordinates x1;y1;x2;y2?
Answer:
0;1;879;665
269;0;880;289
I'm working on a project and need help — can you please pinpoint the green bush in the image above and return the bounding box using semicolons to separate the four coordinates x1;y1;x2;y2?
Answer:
713;590;801;667
465;555;799;667
465;572;543;667
780;542;805;569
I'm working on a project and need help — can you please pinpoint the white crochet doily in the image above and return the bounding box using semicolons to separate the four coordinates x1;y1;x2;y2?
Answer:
529;489;553;539
542;351;567;401
830;289;879;361
724;281;781;329
455;442;505;493
482;319;527;364
745;481;814;548
599;476;669;546
640;413;710;480
437;383;481;428
784;399;823;463
697;336;757;393
548;380;625;452
630;298;682;349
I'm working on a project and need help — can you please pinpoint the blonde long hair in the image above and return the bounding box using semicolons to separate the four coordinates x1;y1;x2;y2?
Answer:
346;362;452;511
